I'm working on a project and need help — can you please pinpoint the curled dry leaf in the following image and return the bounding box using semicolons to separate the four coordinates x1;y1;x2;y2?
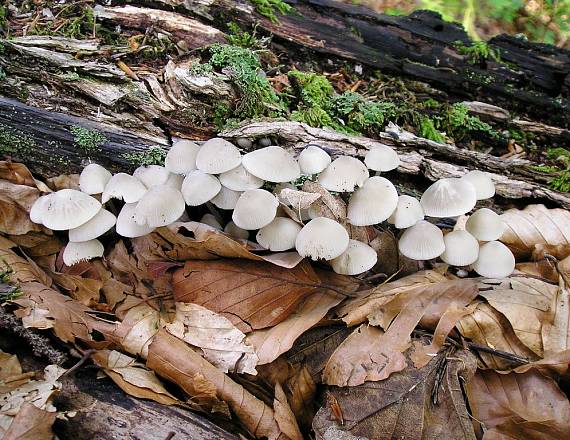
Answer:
273;383;303;440
0;237;52;287
106;304;161;358
279;188;321;210
0;161;37;187
2;403;56;440
0;180;51;236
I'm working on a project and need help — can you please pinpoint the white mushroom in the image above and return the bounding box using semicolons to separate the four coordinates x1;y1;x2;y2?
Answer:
242;146;301;183
330;240;378;275
164;173;184;190
236;138;252;149
79;163;112;195
133;165;171;188
465;208;506;241
224;221;249;239
69;209;116;242
102;173;147;204
63;239;104;266
219;164;264;191
181;171;221;206
116;203;155;238
232;189;279;230
195;138;241;174
347;176;399;226
295;217;349;260
398;220;445;260
317;156;369;192
133;185;186;227
461;170;495;200
41;189;101;231
210;186;242;210
364;144;401;172
30;194;53;225
440;230;479;266
420;178;477;218
472;241;515;278
200;213;223;230
298;145;331;175
387;195;424;229
256;217;302;251
165;140;200;174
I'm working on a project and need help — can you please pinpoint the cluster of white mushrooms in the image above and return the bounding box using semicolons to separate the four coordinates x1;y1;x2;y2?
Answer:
28;137;515;278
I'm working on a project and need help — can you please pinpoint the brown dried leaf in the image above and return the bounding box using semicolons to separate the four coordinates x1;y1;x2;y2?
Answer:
45;174;80;191
273;382;303;440
542;276;570;356
2;403;56;440
0;237;52;286
106;305;161;358
0;162;37;187
0;180;51;236
279;188;321;210
0;351;22;381
6;233;62;258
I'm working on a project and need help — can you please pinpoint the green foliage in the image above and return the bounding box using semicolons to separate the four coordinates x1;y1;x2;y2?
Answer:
419;117;445;142
225;22;265;49
0;124;35;157
122;146;167;166
291;106;334;128
453;40;501;64
530;148;570;193
331;92;397;134
446;103;498;140
0;261;22;301
249;0;293;23
71;126;107;153
288;71;335;108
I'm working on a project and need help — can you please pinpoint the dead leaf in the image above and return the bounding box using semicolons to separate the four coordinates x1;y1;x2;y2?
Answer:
2;403;56;440
0;237;52;287
106;304;161;358
0;162;37;187
0;352;22;381
368;229;421;278
466;369;570;439
6;233;62;258
273;382;303;440
0;180;51;236
279;188;321;210
542;274;570;356
45;174;80;191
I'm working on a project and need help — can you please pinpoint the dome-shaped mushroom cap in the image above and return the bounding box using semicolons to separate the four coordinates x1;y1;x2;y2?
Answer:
41;189;101;231
164;173;184;190
398;220;445;260
30;194;53;224
472;241;515;278
420;178;477;218
440;230;479;266
69;209;116;242
236;138;252;149
165;140;200;175
364;144;401;172
79;163;112;195
317;156;369;192
116;203;154;238
133;165;171;188
465;208;506;241
133;185;186;227
232;189;279;230
211;186;242;210
347;176;399;226
196;138;241;174
224;221;249;239
256;217;302;251
219;164;264;191
63;239;104;266
242;146;301;183
461;170;495;200
181;171;221;206
330;239;378;275
200;213;223;230
298;145;331;175
295;217;349;261
102;173;147;204
387;195;424;229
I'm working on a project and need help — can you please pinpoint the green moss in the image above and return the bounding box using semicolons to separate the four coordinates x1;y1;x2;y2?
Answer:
529;148;570;192
71;125;107;153
453;40;501;64
249;0;293;23
225;22;265;48
0;124;35;157
288;71;334;108
419;117;446;142
121;146;167;166
0;260;22;300
445;103;498;141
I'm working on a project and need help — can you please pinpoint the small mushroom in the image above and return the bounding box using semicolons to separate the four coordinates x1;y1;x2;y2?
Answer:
224;221;249;239
79;163;112;195
398;220;445;260
387;195;424;229
465;208;506;241
40;189;102;231
256;217;302;251
211;186;242;210
420;178;477;218
134;185;186;227
69;209;116;242
30;194;53;225
236;138;253;149
330;239;377;275
460;170;495;200
347;176;399;226
164;173;184;190
196;138;241;174
440;230;479;266
232;189;279;230
258;137;272;147
181;171;221;206
298;145;331;175
102;173;147;204
364;144;401;172
116;203;155;238
63;239;104;266
295;217;349;260
317;156;369;192
472;241;515;278
219;165;264;191
242;146;301;183
165;140;200;175
200;213;223;230
133;165;171;188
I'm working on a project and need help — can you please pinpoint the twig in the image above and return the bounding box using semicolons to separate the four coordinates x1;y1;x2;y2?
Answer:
61;349;96;377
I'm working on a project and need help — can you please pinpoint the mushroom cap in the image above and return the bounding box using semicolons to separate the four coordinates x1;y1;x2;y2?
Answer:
347;176;399;226
116;203;155;238
69;209;116;242
165;140;200;175
41;189;101;231
398;220;445;260
364;144;401;172
224;221;249;239
211;186;242;210
196;138;241;174
236;138;253;149
387;195;424;229
133;185;186;227
181;171;221;206
63;239;104;266
219;164;264;191
133;165;171;188
30;194;53;224
242;146;301;183
295;217;349;261
330;239;378;275
232;189;279;230
472;241;515;278
317;156;369;192
298;145;331;175
200;213;223;230
440;230;479;266
79;163;112;195
461;170;495;200
256;217;302;251
465;208;506;241
164;173;184;190
420;178;477;218
102;173;147;204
